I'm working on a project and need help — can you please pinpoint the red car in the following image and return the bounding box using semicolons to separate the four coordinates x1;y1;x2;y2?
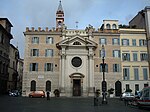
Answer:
29;91;45;98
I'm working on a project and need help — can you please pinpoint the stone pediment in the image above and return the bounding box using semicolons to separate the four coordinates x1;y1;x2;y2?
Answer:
56;36;97;49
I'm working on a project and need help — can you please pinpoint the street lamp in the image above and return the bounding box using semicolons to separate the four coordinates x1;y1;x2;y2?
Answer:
101;45;107;104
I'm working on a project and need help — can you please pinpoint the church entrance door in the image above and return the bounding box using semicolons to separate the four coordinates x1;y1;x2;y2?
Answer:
73;79;81;96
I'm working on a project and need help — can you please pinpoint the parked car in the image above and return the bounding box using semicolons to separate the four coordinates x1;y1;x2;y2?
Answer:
29;91;45;98
136;87;150;108
9;90;20;97
120;92;134;100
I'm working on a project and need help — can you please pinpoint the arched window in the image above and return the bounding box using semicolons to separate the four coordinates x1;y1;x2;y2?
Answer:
30;80;36;91
46;80;51;91
112;24;117;29
73;41;81;45
106;24;111;29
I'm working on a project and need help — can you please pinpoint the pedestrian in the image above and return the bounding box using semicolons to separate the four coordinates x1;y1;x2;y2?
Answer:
47;91;50;100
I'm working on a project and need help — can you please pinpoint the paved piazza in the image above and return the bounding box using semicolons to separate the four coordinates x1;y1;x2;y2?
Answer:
0;96;149;112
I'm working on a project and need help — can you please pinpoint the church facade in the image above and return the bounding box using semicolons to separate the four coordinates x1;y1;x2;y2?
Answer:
22;1;150;97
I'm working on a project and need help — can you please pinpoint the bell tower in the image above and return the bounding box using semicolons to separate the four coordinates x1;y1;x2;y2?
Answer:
56;0;64;29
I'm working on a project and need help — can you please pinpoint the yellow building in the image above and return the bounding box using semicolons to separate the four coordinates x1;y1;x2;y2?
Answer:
120;28;149;93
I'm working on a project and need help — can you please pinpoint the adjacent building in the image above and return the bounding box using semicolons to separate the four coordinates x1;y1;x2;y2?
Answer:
120;28;149;93
129;6;150;77
0;18;13;94
17;58;24;91
22;2;150;97
7;44;19;91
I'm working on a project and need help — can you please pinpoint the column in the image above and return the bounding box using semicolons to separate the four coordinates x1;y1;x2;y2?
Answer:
60;46;66;94
88;47;94;95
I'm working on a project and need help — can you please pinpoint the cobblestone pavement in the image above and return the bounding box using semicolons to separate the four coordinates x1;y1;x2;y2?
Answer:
0;95;149;112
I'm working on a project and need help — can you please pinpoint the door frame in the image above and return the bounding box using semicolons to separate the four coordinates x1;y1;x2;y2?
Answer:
73;79;81;96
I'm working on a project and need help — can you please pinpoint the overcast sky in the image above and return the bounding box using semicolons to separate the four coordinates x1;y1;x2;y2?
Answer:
0;0;150;58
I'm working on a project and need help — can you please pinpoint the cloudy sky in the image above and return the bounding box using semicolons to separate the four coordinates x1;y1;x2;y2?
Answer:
0;0;150;58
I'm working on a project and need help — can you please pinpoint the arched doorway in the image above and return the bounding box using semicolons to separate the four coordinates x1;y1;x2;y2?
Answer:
30;80;36;91
46;80;51;91
115;81;122;97
69;73;84;96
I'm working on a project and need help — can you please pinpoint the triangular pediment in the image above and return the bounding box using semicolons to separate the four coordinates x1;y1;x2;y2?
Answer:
56;36;97;49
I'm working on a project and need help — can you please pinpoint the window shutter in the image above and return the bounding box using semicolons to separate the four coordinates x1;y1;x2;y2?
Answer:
29;63;32;71
45;49;47;57
37;49;39;56
127;39;129;46
105;64;108;72
113;64;115;72
117;64;119;72
113;51;114;57
52;37;54;44
122;39;123;45
32;37;33;43
36;63;38;71
30;49;33;56
118;50;120;57
99;39;101;44
37;38;39;44
52;50;54;56
44;63;46;71
118;39;120;45
51;63;53;72
127;68;129;80
112;39;114;45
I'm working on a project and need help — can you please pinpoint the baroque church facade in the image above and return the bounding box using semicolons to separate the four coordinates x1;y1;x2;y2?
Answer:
22;1;150;97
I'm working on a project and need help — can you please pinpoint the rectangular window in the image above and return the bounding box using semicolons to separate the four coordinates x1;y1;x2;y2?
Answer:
30;63;38;71
99;50;106;58
134;68;139;80
45;49;53;57
45;63;53;71
144;84;149;87
140;53;148;61
133;53;138;61
32;37;39;44
122;53;130;61
113;64;120;72
123;68;130;80
99;38;107;45
139;39;147;46
143;68;148;80
31;49;39;57
122;39;129;46
126;84;130;91
132;39;136;46
113;50;120;58
46;37;53;44
135;84;139;91
100;64;108;72
112;38;120;45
